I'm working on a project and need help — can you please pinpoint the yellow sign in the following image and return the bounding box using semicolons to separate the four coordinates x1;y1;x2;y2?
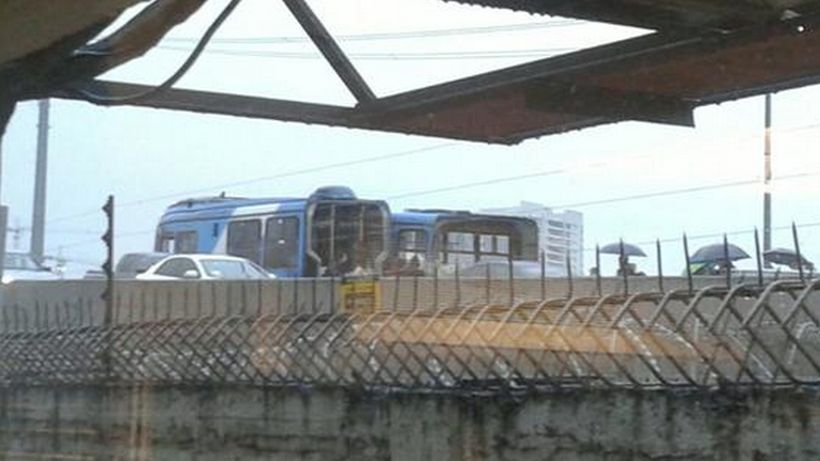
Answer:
340;278;380;314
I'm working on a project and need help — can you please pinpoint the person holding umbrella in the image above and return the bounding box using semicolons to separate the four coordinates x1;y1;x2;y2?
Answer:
600;242;646;276
763;248;815;272
688;242;750;275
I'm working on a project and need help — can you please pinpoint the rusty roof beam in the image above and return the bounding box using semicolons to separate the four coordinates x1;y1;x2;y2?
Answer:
361;13;820;117
53;80;502;142
57;80;357;124
282;0;375;103
525;81;695;127
358;32;699;117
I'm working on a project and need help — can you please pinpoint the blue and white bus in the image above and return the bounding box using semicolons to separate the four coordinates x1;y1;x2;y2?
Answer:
154;186;390;278
387;209;539;275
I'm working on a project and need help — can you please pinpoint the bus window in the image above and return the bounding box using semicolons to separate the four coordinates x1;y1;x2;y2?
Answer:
394;229;427;271
440;231;477;266
264;217;299;270
176;231;198;254
227;220;262;264
479;234;509;261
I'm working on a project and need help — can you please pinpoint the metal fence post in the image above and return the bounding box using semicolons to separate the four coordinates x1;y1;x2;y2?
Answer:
540;250;546;300
723;234;732;289
619;239;628;296
595;245;602;296
656;239;664;293
683;233;693;295
393;273;401;311
455;262;461;308
793;222;805;283
433;265;439;309
412;273;419;311
508;254;515;307
754;228;764;287
485;263;491;305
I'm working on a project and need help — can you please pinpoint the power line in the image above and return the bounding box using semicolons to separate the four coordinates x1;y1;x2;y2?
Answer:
387;168;567;200
552;170;820;209
45;229;155;252
591;221;820;251
389;163;820;204
44;120;820;226
117;143;456;207
162;20;586;45
553;179;757;209
8;226;107;236
46;143;455;224
74;0;242;104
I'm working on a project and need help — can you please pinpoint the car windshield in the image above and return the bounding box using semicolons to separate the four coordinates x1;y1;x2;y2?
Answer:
4;254;43;271
201;259;268;279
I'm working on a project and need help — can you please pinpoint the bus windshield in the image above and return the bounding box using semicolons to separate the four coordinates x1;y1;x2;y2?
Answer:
436;217;539;268
307;201;388;276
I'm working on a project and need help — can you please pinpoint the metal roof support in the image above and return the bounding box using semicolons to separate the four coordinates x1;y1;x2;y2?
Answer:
60;81;359;125
281;0;376;103
526;82;695;127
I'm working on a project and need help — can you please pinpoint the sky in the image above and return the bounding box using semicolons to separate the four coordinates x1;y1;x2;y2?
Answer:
2;0;820;277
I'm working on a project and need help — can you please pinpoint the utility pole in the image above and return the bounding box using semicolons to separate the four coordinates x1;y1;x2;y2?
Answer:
30;99;49;264
763;94;772;266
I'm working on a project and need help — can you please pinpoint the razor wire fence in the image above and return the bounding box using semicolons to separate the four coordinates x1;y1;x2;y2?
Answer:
0;278;818;391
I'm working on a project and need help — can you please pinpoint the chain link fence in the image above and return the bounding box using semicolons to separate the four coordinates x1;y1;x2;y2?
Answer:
0;278;818;391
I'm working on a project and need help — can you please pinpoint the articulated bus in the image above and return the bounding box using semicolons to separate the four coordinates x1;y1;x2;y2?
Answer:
388;209;540;276
154;186;390;278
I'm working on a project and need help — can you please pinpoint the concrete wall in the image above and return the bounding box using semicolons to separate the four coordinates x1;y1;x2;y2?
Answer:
0;275;758;327
0;385;817;460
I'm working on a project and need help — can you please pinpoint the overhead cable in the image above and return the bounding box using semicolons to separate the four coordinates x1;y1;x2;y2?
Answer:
73;0;243;104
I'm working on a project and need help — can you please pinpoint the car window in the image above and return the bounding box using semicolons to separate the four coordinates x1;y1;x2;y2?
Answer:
201;259;266;279
155;258;199;278
117;254;168;275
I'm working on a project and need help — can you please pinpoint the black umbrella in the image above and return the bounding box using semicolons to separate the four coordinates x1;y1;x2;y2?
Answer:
763;248;815;270
599;242;646;257
689;243;750;263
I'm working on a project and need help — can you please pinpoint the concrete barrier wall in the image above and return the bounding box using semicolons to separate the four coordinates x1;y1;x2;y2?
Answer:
0;275;754;327
0;385;817;460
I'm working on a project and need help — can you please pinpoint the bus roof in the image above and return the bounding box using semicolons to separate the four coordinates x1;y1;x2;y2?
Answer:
392;210;537;228
161;196;310;224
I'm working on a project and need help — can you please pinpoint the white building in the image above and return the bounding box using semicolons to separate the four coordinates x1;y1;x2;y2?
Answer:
482;201;583;276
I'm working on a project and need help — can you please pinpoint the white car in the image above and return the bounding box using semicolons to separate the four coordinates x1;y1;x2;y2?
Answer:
2;252;61;284
136;254;273;281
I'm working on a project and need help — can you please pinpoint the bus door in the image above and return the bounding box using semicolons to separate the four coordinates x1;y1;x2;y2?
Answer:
306;201;389;277
261;215;302;278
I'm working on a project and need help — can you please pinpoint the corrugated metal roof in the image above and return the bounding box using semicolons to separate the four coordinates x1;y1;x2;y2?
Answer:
443;0;820;31
19;1;820;144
